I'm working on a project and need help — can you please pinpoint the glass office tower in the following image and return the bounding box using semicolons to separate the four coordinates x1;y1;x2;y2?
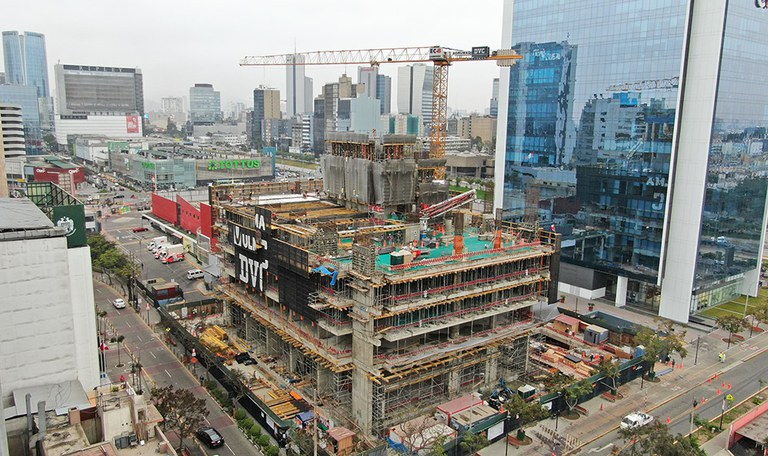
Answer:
2;31;50;98
495;0;768;322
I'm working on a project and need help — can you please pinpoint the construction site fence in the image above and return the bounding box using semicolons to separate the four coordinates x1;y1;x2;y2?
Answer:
388;240;544;272
156;304;293;446
536;357;648;415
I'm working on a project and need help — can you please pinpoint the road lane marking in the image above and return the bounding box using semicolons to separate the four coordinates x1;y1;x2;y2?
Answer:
136;334;142;342
150;351;157;359
165;370;172;378
125;322;131;328
224;443;235;455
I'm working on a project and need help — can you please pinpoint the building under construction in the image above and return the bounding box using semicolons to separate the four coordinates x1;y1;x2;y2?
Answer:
211;133;560;436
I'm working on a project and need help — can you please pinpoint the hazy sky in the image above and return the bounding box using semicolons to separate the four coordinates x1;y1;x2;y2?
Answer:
3;0;505;114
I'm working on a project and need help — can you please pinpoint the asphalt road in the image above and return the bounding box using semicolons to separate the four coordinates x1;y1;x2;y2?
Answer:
95;279;262;456
100;210;205;303
577;337;768;454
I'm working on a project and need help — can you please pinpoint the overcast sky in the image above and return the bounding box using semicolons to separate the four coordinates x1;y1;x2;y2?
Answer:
3;0;505;114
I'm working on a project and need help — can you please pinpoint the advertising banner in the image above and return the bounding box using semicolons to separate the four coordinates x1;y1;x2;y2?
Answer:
230;208;271;292
126;115;140;133
52;204;87;248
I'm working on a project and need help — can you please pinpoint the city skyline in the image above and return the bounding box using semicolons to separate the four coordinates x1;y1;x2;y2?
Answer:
2;0;504;115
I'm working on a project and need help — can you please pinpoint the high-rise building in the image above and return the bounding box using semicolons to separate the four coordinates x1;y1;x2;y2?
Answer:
357;67;378;99
495;0;768;322
53;64;144;144
189;83;222;125
252;86;281;148
0;195;99;417
286;54;313;117
489;78;499;117
161;96;184;114
2;31;50;98
312;96;325;153
0;84;42;154
397;64;433;134
0;103;25;195
376;74;392;115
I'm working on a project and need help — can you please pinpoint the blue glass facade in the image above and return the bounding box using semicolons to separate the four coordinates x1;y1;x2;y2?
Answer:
501;0;688;309
691;2;768;309
2;31;50;98
0;84;43;155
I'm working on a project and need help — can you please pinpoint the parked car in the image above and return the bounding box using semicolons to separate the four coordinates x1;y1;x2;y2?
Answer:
132;227;149;233
620;412;654;430
195;427;224;448
114;194;125;199
113;298;126;309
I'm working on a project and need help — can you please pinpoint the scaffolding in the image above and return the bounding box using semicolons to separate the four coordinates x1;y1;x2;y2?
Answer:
498;334;530;380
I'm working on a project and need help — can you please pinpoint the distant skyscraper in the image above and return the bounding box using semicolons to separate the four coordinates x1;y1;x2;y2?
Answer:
53;64;144;144
189;83;222;125
286;54;313;117
397;64;433;134
376;74;392;115
252;86;281;148
0;84;42;154
490;78;499;117
2;31;50;98
55;64;144;117
161;97;184;114
357;67;378;98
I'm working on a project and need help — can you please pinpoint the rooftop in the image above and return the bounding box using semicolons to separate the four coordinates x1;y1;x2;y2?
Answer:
0;198;54;232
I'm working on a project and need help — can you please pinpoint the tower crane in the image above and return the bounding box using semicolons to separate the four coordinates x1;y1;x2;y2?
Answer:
240;46;521;179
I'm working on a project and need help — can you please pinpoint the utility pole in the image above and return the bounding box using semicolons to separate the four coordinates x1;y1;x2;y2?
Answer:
313;389;318;456
694;336;700;365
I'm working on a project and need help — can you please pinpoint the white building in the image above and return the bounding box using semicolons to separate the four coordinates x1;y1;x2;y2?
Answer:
397;64;434;134
0;198;99;418
54;114;143;145
286;54;313;117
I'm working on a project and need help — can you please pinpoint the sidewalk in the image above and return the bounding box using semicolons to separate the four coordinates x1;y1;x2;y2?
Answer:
479;297;768;456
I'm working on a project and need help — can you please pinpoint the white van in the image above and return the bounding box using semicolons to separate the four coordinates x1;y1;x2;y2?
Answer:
187;269;204;280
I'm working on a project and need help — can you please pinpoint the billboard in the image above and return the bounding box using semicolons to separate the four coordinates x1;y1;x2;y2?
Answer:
52;204;87;248
108;141;130;152
126;115;140;133
230;207;271;292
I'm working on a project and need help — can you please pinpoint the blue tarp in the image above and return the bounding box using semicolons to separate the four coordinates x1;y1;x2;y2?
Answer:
312;266;339;286
296;410;315;423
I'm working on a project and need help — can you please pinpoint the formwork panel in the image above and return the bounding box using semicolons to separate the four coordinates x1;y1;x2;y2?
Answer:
372;160;417;206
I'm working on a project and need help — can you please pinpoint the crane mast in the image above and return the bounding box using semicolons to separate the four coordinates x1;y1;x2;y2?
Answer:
240;45;521;181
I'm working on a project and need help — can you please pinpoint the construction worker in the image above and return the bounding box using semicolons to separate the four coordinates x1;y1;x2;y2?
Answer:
719;352;725;363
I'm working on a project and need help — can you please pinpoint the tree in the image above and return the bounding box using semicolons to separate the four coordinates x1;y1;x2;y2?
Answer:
151;385;209;451
751;300;768;330
115;334;125;367
562;380;593;417
397;416;446;454
227;369;250;416
459;432;488;454
504;394;549;427
716;314;748;349
597;358;621;395
431;435;448;456
634;320;688;378
618;421;705;456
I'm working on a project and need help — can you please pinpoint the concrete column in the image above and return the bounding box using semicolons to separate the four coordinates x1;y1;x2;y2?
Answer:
615;276;628;308
351;285;376;435
485;352;498;388
265;330;276;356
448;369;460;395
288;347;297;373
317;367;333;395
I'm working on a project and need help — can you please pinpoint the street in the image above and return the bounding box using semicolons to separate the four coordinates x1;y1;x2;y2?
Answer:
95;208;263;456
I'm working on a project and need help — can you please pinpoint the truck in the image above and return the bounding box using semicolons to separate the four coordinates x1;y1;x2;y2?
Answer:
161;244;185;264
147;236;167;251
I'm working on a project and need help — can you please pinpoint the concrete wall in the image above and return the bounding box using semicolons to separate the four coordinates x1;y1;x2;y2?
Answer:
0;236;80;402
67;247;100;391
